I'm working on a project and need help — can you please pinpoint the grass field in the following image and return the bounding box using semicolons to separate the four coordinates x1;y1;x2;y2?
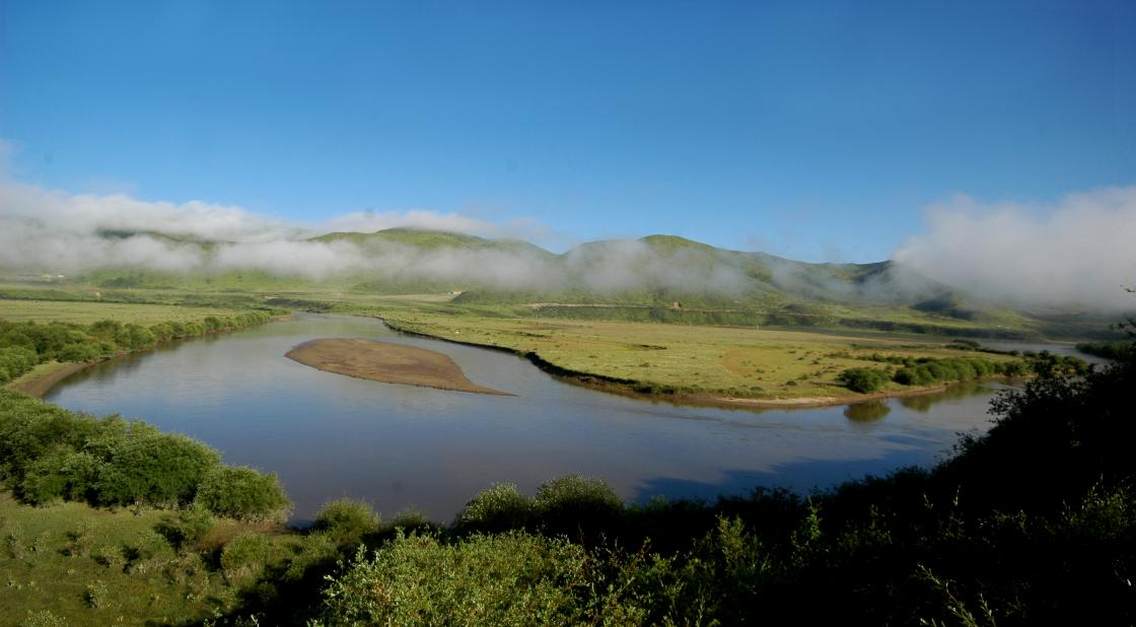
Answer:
0;299;243;324
0;492;291;626
374;303;1018;402
0;285;1046;404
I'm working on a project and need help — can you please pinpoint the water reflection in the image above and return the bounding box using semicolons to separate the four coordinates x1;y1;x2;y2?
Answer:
843;400;890;423
48;314;1007;521
897;381;995;413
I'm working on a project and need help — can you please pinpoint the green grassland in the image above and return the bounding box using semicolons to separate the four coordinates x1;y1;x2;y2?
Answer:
371;304;1021;402
0;279;1049;405
0;299;244;325
0;492;291;625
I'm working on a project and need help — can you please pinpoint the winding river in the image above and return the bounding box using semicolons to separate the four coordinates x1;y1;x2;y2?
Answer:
47;314;1012;522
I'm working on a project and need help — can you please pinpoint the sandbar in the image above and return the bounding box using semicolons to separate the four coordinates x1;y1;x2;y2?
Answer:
285;338;511;396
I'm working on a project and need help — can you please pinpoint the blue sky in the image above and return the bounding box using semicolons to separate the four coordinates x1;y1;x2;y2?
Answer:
1;1;1133;260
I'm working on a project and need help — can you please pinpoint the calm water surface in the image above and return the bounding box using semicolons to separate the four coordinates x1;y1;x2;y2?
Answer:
48;315;1011;522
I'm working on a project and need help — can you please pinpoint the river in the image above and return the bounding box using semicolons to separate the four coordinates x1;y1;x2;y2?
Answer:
47;314;1012;522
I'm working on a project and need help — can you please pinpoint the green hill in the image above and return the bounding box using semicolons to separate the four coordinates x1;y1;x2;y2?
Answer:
0;226;1067;336
311;227;555;259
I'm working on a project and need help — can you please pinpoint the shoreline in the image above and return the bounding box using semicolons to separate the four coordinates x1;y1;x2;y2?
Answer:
377;316;989;410
6;361;97;398
4;312;289;399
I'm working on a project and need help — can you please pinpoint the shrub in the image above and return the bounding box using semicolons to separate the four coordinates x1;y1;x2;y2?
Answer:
220;532;276;586
837;368;889;393
94;431;221;507
387;508;433;532
318;532;590;626
456;482;533;532
312;498;380;543
195;465;291;522
156;504;216;550
534;475;624;538
203;316;224;333
0;345;39;384
118;324;157;350
19;448;101;504
57;342;103;362
148;322;174;343
0;393;104;482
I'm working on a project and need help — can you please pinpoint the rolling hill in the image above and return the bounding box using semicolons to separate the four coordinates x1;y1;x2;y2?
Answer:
0;226;1065;337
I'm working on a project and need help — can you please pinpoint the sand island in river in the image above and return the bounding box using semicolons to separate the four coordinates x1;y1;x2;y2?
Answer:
285;338;512;396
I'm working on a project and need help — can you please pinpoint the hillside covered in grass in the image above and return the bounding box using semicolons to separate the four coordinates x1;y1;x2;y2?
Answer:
2;226;1087;339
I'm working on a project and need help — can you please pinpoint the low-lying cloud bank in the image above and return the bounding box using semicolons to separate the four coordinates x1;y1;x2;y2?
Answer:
0;175;753;293
895;187;1136;312
3;166;1134;311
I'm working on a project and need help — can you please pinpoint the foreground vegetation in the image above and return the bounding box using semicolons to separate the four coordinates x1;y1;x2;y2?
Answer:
0;332;1132;624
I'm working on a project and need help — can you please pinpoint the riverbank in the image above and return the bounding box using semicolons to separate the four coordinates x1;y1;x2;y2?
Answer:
377;316;988;409
5;361;95;397
1;308;287;398
286;338;512;396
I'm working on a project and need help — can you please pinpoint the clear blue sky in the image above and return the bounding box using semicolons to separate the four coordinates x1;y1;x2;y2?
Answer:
2;1;1133;260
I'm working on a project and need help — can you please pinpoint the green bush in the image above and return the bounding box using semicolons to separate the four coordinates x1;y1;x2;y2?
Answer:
19;448;101;504
57;342;103;362
318;532;590;626
1077;340;1134;361
155;504;216;550
456;482;533;532
312;498;380;543
837;368;889;393
220;532;276;586
148;322;174;343
0;346;38;384
386;508;434;532
195;465;290;522
534;475;624;537
0;393;104;482
93;431;221;507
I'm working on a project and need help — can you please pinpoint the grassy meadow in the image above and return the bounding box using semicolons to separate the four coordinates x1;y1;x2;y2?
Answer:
372;304;1021;402
0;277;1070;406
0;492;286;625
0;299;244;325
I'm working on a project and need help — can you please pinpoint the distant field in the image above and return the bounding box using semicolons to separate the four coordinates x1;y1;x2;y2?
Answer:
0;299;242;324
377;306;1017;401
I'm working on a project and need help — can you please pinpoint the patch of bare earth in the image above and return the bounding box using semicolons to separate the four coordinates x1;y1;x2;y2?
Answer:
285;338;512;396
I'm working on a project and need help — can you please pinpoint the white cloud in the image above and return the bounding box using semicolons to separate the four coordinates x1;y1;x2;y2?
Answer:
0;169;554;280
894;187;1136;311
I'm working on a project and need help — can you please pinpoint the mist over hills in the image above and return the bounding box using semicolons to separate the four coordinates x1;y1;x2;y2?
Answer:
3;225;987;314
3;166;1134;316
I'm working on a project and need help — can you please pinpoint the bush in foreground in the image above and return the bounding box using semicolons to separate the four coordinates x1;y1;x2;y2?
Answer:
455;482;533;533
317;532;591;626
155;504;216;551
534;475;624;539
312;498;381;544
195;465;291;522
